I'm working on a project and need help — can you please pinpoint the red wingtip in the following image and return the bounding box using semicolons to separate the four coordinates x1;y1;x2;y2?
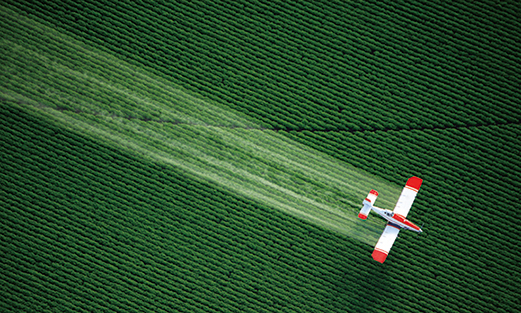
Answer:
406;176;423;191
372;250;388;263
370;189;379;196
358;213;368;219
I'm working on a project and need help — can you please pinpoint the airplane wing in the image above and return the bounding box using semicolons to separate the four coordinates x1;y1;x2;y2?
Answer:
392;176;423;218
372;223;400;263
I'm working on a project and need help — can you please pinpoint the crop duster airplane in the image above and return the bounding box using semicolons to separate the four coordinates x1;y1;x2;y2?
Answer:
358;176;423;263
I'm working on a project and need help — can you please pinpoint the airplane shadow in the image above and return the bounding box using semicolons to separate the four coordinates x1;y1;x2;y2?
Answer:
333;246;394;312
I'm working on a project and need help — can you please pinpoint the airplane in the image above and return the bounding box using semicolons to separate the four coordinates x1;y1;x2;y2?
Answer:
358;176;423;263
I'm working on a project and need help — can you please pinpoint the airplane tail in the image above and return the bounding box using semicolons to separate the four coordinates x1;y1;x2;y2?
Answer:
358;189;378;219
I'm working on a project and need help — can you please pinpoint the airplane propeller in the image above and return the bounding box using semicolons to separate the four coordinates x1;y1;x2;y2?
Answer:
419;222;426;235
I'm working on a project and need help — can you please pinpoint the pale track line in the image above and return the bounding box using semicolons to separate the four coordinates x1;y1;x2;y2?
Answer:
0;6;403;245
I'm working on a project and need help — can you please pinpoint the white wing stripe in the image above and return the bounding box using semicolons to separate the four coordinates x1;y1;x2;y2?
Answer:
374;225;400;253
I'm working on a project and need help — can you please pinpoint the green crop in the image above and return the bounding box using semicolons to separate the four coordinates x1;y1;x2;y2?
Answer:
1;1;520;312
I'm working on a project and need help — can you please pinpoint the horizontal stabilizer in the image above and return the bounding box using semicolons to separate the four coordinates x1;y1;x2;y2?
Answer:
359;189;378;219
365;189;379;204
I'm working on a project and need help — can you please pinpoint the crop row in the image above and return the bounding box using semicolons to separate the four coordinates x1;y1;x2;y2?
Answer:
2;7;516;159
1;158;319;310
292;127;519;239
3;92;516;312
0;19;262;129
0;105;375;266
101;0;520;127
5;0;520;133
2;1;520;312
1;14;407;223
9;85;516;288
0;103;494;312
1;106;381;312
2;26;516;308
287;126;521;280
2;96;517;313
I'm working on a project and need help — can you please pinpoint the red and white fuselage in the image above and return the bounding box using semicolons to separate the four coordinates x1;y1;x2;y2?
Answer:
367;206;422;233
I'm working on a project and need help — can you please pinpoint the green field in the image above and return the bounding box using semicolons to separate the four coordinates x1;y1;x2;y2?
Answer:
1;1;520;312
